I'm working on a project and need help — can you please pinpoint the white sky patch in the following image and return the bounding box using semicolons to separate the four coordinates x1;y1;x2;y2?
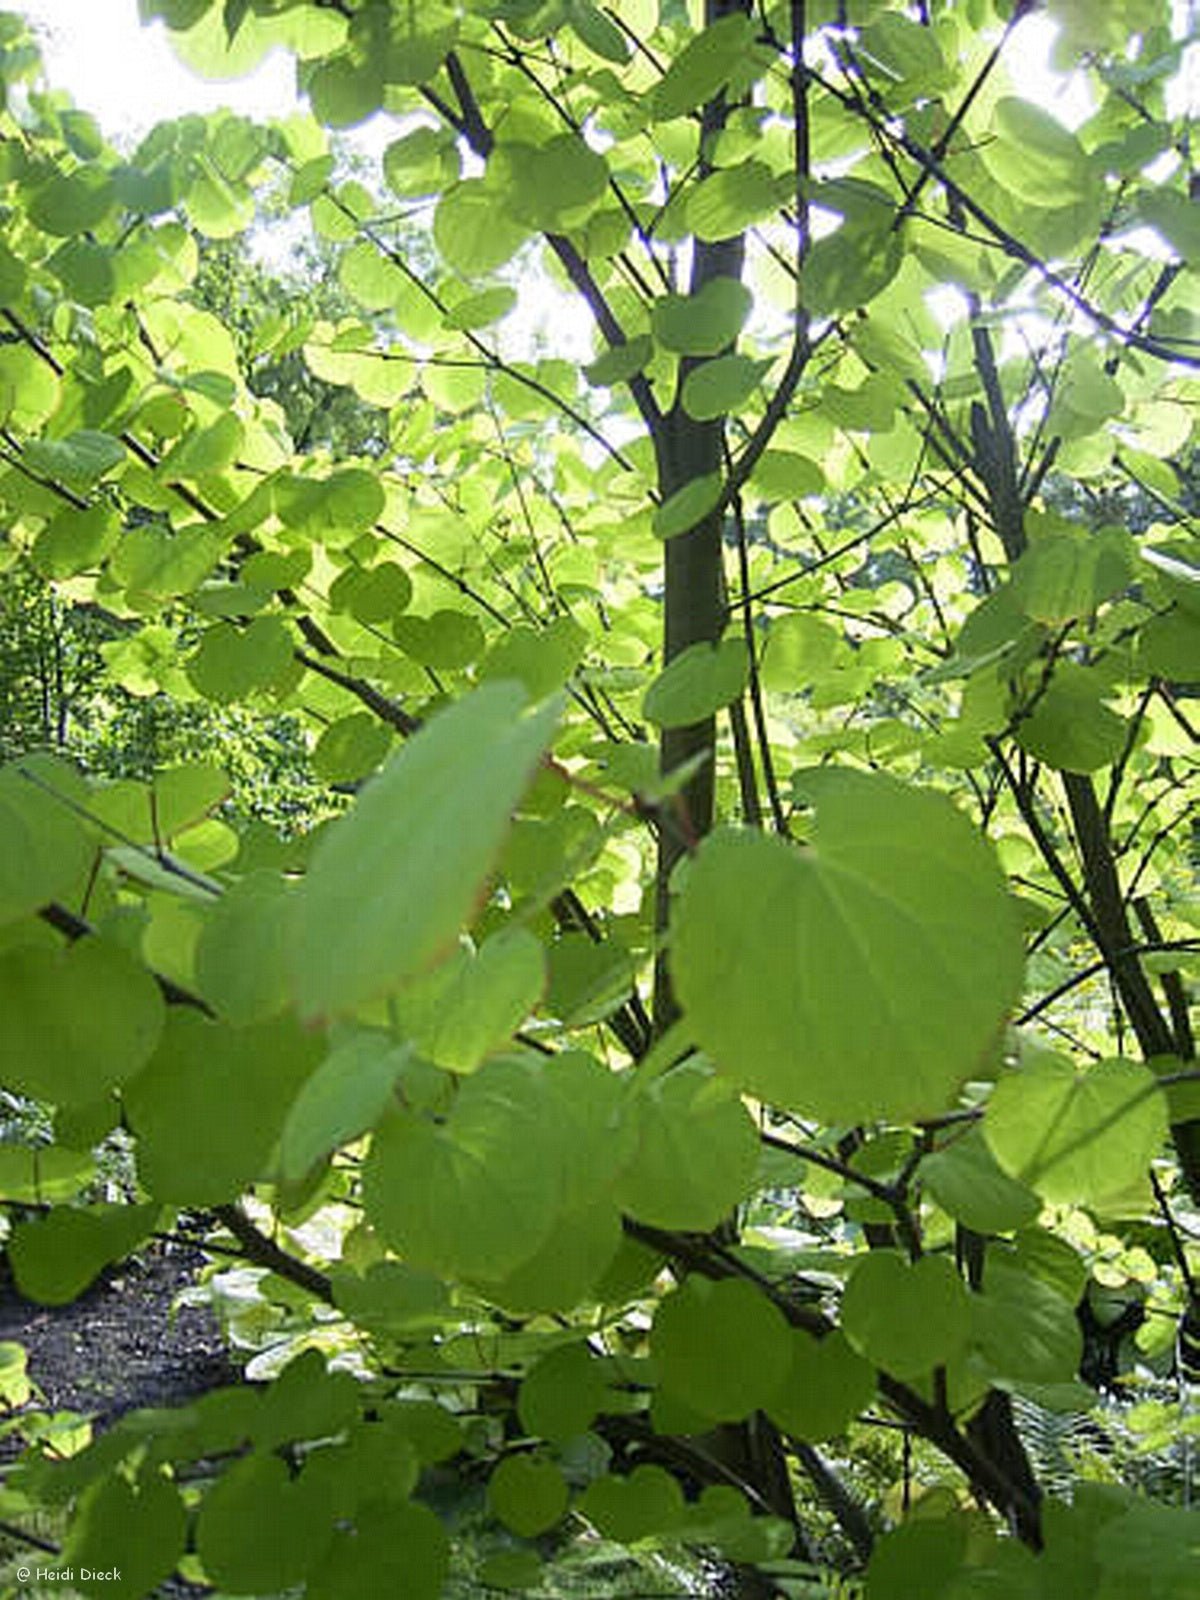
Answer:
1007;11;1096;129
17;0;301;142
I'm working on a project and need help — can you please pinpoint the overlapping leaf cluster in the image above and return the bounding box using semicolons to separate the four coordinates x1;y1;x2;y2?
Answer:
0;0;1195;1594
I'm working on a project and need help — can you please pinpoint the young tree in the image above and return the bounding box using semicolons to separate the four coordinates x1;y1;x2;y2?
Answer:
0;0;1196;1593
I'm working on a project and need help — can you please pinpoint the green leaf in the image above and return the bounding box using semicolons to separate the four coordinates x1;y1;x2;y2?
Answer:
338;240;405;310
672;770;1024;1122
760;612;842;690
478;617;588;701
654;13;757;120
688;161;788;242
983;1055;1167;1210
652;277;752;356
27;166;115;235
0;765;92;927
480;1551;543;1593
0;1146;95;1205
644;638;748;727
383;126;459;199
31;504;120;578
124;1012;323;1204
842;1252;972;1380
1010;528;1133;624
308;53;383;128
972;1263;1082;1386
10;1204;161;1306
1015;663;1128;773
194;870;297;1025
312;714;393;784
275;468;386;545
0;936;165;1105
0;345;60;430
767;1330;876;1441
859;12;951;99
921;1128;1041;1233
613;1064;758;1231
681;354;771;421
307;1501;448;1600
652;472;723;540
362;1059;565;1282
160;411;243;478
329;560;413;625
434;180;528;276
472;1194;622;1314
488;1455;569;1538
499;135;610;230
804;215;902;315
567;0;630;62
1136;186;1200;262
187;617;295;702
65;1470;187;1600
652;1277;792;1422
365;1052;628;1286
196;1452;335;1593
392;609;485;669
545;934;634;1027
583;334;653;388
389;928;546;1074
749;450;824;503
1140;609;1200;679
110;523;227;604
294;684;558;1020
577;1465;685;1543
517;1343;608;1444
49;237;116;306
982;97;1092;206
444;285;518;330
332;1260;452;1337
25;430;125;487
864;1517;970;1600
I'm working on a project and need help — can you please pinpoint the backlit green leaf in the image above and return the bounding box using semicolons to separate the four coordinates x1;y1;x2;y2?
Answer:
652;472;723;540
280;1031;407;1180
194;870;297;1025
0;765;92;927
294;684;557;1020
1015;664;1128;773
434;181;528;276
654;14;757;121
681;354;771;421
613;1064;758;1231
984;1054;1167;1209
921;1127;1041;1233
673;770;1024;1122
643;638;749;727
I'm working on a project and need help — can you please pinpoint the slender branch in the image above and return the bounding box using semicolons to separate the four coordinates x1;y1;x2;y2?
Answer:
212;1204;334;1304
439;50;661;431
39;902;215;1014
294;649;421;735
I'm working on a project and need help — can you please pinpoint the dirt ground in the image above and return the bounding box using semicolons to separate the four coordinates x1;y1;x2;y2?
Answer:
0;1239;234;1426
